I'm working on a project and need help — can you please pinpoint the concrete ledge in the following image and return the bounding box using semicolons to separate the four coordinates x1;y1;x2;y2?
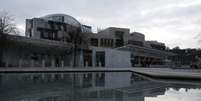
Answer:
1;67;201;80
0;67;131;73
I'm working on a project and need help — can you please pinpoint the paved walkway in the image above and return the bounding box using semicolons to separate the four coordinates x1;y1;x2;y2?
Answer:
0;67;201;79
0;67;131;73
132;68;201;79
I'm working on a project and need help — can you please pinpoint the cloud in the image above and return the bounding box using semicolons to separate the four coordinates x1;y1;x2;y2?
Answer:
146;88;201;101
1;0;201;48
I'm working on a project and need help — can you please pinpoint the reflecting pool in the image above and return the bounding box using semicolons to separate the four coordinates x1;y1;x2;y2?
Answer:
0;72;201;101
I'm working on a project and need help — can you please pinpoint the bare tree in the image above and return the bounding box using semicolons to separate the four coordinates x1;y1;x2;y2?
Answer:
68;27;88;67
0;11;18;67
172;46;180;50
0;11;18;34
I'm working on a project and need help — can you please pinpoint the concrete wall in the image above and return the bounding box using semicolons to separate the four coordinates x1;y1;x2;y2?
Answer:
128;32;145;43
105;49;131;68
90;47;131;68
25;18;78;42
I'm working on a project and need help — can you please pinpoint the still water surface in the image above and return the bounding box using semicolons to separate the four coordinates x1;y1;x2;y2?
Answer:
0;72;201;101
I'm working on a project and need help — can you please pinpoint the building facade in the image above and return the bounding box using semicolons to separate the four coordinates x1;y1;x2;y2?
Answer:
0;13;174;68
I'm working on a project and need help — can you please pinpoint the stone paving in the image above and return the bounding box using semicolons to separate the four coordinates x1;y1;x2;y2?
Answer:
132;68;201;79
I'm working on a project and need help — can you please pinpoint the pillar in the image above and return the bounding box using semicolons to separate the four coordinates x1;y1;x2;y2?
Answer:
42;59;45;68
97;91;101;98
99;61;102;67
61;73;64;79
30;74;34;80
51;73;55;81
31;60;34;67
61;60;64;68
92;73;96;87
138;57;141;66
92;50;96;67
5;60;8;67
19;59;22;68
79;49;84;67
70;60;73;67
42;73;45;80
85;61;88;68
51;56;55;68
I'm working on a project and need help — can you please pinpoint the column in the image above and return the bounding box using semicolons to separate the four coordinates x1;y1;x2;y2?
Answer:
92;73;96;87
61;60;64;68
148;57;151;67
85;61;88;68
99;61;102;67
138;56;141;66
97;91;101;98
30;74;34;80
51;73;55;81
5;60;8;67
61;73;64;79
70;60;73;67
71;53;75;67
142;57;145;67
42;73;45;80
42;59;45;68
51;56;55;68
79;49;84;67
31;59;34;67
19;59;22;68
92;50;96;67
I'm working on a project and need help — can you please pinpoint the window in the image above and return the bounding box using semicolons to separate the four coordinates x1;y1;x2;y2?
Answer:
115;39;124;47
90;38;98;46
115;31;124;39
40;31;44;38
99;38;114;47
96;51;105;67
48;33;53;40
115;31;124;47
150;44;165;50
83;50;92;67
128;40;143;46
53;32;58;40
52;16;64;22
100;38;104;46
31;53;38;60
39;31;49;39
106;39;108;46
111;39;114;47
28;29;32;37
43;32;48;38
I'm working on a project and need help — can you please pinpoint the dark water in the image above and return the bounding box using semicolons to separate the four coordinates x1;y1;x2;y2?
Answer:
0;72;201;101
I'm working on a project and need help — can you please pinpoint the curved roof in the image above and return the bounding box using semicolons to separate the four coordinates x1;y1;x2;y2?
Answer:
41;14;81;27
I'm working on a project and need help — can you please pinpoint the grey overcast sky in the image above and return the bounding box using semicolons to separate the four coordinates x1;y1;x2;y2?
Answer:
1;0;201;49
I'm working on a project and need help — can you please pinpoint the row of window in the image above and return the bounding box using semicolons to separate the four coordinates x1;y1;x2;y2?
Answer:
38;27;60;41
115;39;124;47
100;38;114;47
90;38;114;47
48;21;68;31
128;40;144;46
130;56;164;67
83;50;105;67
90;38;98;46
150;44;166;50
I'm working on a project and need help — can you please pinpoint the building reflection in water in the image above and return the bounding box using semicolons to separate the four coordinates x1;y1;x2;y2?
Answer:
0;72;201;101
